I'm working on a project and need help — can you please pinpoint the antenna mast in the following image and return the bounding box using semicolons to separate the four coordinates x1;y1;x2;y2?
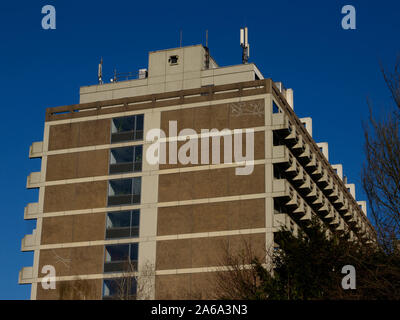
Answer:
240;27;249;64
98;57;103;84
204;30;210;69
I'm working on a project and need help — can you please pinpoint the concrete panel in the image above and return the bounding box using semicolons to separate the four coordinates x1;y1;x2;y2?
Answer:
43;181;108;212
36;279;102;300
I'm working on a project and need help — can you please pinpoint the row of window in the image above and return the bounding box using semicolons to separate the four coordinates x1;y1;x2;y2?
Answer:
102;115;144;299
102;243;139;299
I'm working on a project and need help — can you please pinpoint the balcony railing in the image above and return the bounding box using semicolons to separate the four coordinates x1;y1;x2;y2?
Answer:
18;267;33;284
29;141;44;159
106;226;139;239
104;260;138;273
107;194;141;206
26;172;41;189
24;202;39;220
21;230;37;252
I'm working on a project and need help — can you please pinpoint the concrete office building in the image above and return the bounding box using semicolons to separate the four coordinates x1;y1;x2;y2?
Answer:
19;44;375;299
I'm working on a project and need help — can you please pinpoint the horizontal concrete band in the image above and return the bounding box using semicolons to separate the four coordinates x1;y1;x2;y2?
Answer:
32;192;268;219
35;159;267;188
45;80;271;122
33;263;261;283
45;93;269;126
43;125;268;157
38;228;268;250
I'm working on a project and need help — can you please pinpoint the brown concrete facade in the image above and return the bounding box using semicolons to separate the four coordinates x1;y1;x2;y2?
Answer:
41;213;106;245
36;279;102;300
48;119;111;151
43;181;108;213
46;149;109;181
154;233;266;299
153;98;268;299
157;199;265;236
29;91;270;300
158;165;265;203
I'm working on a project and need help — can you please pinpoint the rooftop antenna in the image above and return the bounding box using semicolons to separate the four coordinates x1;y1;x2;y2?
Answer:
240;27;249;64
204;30;210;69
98;57;103;84
180;29;183;47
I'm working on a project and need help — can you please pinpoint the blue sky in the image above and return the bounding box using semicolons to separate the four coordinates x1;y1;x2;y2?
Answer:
0;0;399;299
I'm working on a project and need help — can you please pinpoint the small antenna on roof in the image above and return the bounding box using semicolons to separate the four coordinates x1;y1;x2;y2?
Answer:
180;29;183;47
240;27;249;64
98;57;103;84
204;30;210;69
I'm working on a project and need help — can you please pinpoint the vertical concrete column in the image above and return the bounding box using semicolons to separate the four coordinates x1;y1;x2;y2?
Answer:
30;122;50;300
137;110;161;299
286;88;294;110
263;95;275;268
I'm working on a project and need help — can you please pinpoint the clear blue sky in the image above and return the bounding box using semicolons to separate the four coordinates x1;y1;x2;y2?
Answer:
0;0;398;299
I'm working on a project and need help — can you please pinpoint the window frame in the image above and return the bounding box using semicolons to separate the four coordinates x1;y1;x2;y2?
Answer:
107;177;142;207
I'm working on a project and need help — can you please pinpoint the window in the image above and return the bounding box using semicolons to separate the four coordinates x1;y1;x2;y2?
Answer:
108;177;141;206
104;243;138;273
111;114;144;143
106;210;140;239
168;55;179;65
103;277;137;300
110;145;143;174
273;101;281;114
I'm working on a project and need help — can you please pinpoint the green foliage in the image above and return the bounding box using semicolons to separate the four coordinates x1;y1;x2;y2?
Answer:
247;218;400;300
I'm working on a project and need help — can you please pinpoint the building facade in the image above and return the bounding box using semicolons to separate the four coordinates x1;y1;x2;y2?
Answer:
19;45;375;299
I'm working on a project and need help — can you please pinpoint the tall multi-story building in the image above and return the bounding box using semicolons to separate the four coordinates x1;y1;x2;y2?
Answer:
19;44;375;300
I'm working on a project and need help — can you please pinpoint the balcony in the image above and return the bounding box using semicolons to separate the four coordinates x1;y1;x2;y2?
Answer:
272;112;290;127
300;204;312;222
21;230;37;252
274;213;299;236
284;125;298;144
29;141;44;159
24;202;39;220
18;267;33;284
329;184;339;201
298;144;311;162
26;172;41;189
305;153;317;169
272;117;374;239
329;211;340;226
292;135;306;156
298;174;312;192
273;179;313;223
338;197;349;213
336;217;345;232
311;161;323;178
